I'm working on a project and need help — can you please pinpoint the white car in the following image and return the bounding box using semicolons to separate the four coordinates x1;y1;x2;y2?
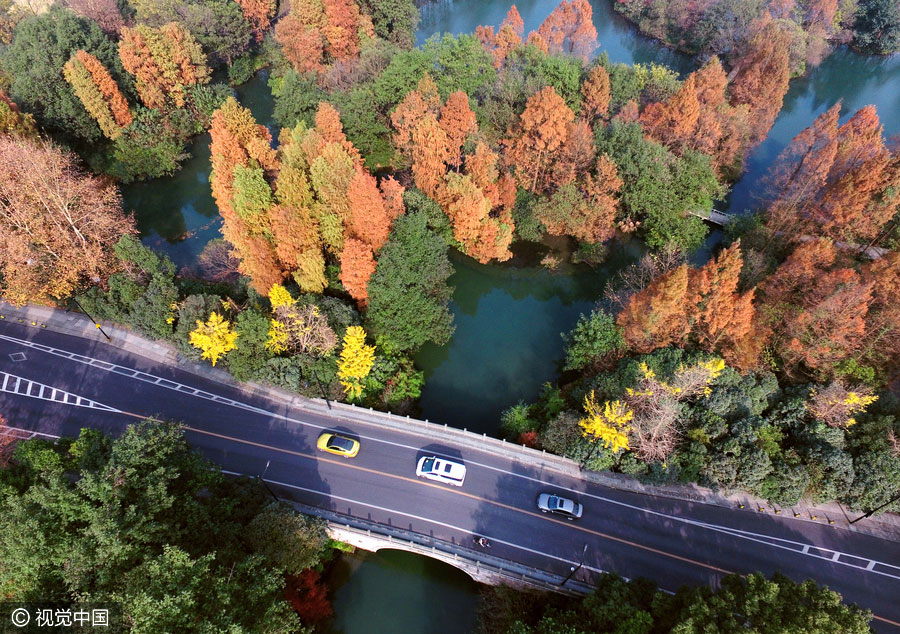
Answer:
415;456;466;487
537;492;583;520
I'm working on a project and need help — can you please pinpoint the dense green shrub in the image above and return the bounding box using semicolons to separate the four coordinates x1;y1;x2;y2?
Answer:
562;310;625;371
366;211;455;353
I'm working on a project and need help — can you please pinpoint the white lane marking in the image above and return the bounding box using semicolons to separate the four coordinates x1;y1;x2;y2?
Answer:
0;371;120;413
0;334;271;416
3;333;899;580
217;468;613;583
0;425;602;585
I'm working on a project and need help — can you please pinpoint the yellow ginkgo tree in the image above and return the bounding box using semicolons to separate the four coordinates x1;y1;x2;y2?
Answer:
579;391;633;454
337;326;375;400
189;311;238;366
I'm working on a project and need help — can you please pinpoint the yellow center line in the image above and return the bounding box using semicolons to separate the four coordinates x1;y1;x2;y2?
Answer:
121;409;734;577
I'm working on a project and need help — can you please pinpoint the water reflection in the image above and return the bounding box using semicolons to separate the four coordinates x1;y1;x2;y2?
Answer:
323;549;479;634
415;241;643;433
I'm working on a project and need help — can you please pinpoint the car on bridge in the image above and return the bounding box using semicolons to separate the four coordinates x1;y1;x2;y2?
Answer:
537;492;583;520
416;456;466;486
317;432;360;458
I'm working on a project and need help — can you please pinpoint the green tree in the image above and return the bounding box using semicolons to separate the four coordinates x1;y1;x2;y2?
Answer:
226;307;275;382
366;211;455;352
657;572;872;633
562;310;625;371
3;6;130;142
596;121;721;250
372;48;431;110
854;0;900;53
330;85;395;168
358;0;419;47
76;235;178;340
0;421;327;632
245;501;330;575
271;70;325;129
421;34;497;102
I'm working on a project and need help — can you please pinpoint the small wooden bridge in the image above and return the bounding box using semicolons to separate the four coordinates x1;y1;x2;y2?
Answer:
689;209;888;260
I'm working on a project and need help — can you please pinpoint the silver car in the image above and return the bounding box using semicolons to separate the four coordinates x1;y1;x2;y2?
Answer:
537;492;583;520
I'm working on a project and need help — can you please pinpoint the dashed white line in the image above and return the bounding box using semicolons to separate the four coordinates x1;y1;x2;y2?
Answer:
2;332;899;582
0;334;271;416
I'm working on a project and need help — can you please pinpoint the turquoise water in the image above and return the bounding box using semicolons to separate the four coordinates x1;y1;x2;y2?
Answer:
415;243;643;433
322;549;479;634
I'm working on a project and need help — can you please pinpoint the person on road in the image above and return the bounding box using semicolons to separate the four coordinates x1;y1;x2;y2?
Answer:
476;536;490;548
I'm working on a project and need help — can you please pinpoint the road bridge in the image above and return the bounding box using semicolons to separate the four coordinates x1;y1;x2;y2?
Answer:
0;310;899;631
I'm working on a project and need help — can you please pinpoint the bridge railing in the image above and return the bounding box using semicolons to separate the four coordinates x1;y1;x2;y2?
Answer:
286;497;597;596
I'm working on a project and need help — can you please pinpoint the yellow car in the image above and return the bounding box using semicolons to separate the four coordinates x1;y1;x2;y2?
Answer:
316;432;360;458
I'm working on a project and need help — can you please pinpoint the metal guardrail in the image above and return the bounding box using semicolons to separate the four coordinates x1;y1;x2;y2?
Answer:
290;500;596;596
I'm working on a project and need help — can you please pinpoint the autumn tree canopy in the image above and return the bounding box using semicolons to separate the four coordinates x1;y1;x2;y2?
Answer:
530;0;597;61
762;103;900;244
475;5;524;68
728;16;792;145
209;97;282;294
210;98;399;302
0;135;136;305
274;0;373;73
63;50;132;140
119;23;210;110
639;57;750;175
0;90;37;138
503;86;575;194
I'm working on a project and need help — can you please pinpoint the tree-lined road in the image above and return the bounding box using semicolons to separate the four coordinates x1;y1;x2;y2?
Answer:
1;322;899;631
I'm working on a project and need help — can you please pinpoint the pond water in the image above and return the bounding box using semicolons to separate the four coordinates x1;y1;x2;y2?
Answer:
415;241;643;433
123;71;276;269
122;7;900;631
322;549;479;634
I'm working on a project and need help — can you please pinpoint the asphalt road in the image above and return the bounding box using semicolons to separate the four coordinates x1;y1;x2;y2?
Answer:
1;322;899;631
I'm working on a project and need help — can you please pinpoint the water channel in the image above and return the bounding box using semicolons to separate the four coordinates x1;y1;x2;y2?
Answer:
122;2;900;630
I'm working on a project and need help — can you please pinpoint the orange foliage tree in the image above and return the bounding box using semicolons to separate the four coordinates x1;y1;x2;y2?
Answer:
859;252;900;376
322;0;363;61
209;97;282;293
274;0;367;72
235;0;276;42
63;50;132;140
503;86;575;193
728;16;791;145
390;74;442;161
339;237;378;305
581;64;611;122
347;167;393;251
275;13;326;74
0;135;136;305
687;241;758;366
531;0;597;61
411;114;451;198
476;5;524;68
640;57;749;174
389;78;515;264
440;91;478;170
119;23;210;110
438;172;514;263
762;103;899;243
617;264;691;353
758;239;871;378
